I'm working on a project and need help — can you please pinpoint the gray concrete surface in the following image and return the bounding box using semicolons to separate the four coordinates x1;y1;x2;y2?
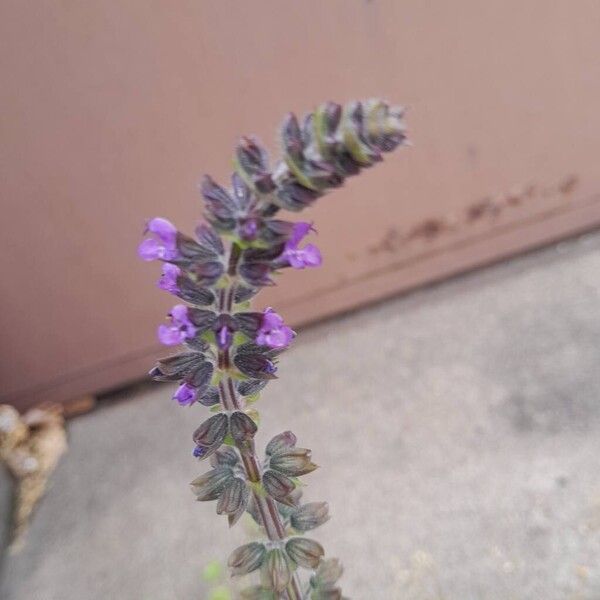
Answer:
2;232;600;599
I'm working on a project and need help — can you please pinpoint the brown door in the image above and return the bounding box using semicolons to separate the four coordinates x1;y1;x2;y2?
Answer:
2;1;600;410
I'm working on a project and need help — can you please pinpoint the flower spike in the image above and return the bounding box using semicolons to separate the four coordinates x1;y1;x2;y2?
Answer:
139;98;406;597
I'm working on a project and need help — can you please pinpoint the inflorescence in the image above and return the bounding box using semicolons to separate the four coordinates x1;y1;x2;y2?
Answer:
139;99;407;599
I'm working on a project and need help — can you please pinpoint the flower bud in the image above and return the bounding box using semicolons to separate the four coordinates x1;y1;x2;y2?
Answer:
281;113;304;161
201;175;237;226
234;137;274;194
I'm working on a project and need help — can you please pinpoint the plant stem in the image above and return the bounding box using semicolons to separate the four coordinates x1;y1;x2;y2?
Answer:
218;374;302;599
217;247;303;599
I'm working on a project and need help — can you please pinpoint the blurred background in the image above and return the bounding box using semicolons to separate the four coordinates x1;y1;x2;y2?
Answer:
1;1;600;599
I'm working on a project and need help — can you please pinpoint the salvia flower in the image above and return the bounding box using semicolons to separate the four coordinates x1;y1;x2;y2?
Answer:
280;222;322;269
140;98;406;598
138;217;179;261
256;308;295;349
173;382;197;406
192;445;206;458
157;304;197;345
158;263;181;294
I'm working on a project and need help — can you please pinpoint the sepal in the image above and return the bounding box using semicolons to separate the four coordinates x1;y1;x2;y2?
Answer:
239;586;276;600
237;379;268;397
188;261;224;287
234;137;275;194
233;312;264;337
192;413;228;459
151;352;213;392
270;448;317;477
201;175;238;230
309;558;345;600
216;477;249;525
197;386;220;407
190;466;233;501
229;411;258;443
210;446;239;468
265;431;297;456
234;352;277;380
262;549;293;593
266;432;317;476
290;502;330;532
285;537;324;569
228;542;267;576
262;470;295;505
176;277;216;306
234;285;258;304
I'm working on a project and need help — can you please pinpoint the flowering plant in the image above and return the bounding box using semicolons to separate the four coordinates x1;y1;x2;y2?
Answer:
139;99;406;598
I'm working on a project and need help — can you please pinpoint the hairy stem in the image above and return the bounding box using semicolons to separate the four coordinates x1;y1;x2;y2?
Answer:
218;245;303;599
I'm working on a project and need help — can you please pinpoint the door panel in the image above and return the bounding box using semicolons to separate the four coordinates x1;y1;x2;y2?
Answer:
1;1;599;409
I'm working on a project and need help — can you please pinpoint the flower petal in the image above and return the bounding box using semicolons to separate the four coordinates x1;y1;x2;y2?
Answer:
147;217;177;243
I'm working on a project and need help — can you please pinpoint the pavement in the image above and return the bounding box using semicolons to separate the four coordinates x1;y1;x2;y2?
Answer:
2;231;600;600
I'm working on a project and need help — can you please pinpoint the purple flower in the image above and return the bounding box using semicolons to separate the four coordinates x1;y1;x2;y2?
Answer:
281;222;322;269
240;218;259;241
158;263;181;294
256;307;295;349
138;217;179;261
174;382;197;406
158;304;197;345
192;445;206;458
264;360;278;375
216;325;233;351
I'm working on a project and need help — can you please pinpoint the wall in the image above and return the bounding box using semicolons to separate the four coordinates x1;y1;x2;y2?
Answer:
1;1;600;409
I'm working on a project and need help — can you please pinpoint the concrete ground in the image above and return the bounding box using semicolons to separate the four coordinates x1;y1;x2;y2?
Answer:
2;232;600;600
